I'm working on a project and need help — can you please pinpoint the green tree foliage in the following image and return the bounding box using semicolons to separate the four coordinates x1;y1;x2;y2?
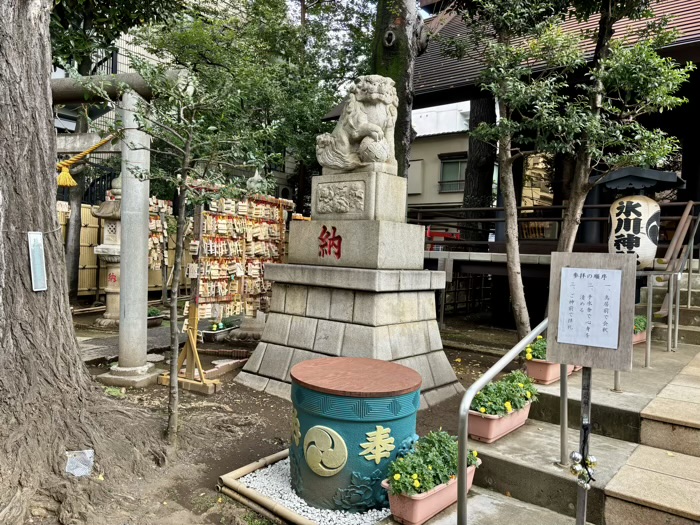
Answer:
134;0;374;210
446;0;694;334
51;0;183;73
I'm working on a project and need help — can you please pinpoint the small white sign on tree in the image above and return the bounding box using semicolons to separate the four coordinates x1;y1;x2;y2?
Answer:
547;252;636;371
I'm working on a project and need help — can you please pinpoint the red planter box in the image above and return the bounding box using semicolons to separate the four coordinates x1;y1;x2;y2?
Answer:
633;331;647;344
382;464;477;525
526;360;574;385
468;403;531;443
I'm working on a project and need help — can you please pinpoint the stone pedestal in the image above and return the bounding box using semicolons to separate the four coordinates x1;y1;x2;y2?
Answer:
94;247;120;328
235;78;461;407
236;265;461;407
92;197;122;328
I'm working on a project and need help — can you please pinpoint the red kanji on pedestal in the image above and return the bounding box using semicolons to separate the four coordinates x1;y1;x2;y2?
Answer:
318;225;342;259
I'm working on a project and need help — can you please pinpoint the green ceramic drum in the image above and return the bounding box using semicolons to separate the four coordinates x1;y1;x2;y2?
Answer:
289;357;421;512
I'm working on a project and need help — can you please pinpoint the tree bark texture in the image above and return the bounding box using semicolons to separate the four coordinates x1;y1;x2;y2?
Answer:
0;3;163;522
498;101;531;339
371;0;426;178
557;152;591;252
167;186;187;446
462;97;496;245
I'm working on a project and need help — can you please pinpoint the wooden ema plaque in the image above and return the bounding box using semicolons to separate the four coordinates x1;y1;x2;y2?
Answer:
547;252;636;371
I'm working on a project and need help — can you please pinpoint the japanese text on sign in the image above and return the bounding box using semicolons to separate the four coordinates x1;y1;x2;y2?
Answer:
318;225;342;259
557;268;622;349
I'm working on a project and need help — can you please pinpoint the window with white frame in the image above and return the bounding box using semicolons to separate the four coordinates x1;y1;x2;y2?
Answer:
438;153;467;192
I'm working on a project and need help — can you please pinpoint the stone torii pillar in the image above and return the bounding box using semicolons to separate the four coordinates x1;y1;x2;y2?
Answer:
97;91;159;387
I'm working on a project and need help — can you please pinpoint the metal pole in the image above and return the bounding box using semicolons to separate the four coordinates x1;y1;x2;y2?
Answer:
560;364;568;466
576;367;593;525
667;277;674;352
687;237;694;309
613;370;621;392
458;319;549;525
645;275;653;368
674;272;681;350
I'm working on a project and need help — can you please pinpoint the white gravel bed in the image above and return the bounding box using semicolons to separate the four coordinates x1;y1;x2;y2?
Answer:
238;458;392;525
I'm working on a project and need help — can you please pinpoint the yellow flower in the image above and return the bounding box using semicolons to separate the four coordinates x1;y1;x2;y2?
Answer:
428;466;433;470
526;346;532;351
479;407;486;413
412;473;418;480
518;383;524;388
537;335;543;340
413;480;421;488
504;401;513;413
472;450;478;458
393;473;401;481
526;353;533;361
526;391;532;399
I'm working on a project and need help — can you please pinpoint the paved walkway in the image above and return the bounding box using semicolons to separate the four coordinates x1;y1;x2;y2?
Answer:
77;325;185;362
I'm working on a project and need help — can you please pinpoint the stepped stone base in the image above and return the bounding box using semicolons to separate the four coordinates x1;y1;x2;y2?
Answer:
235;267;462;408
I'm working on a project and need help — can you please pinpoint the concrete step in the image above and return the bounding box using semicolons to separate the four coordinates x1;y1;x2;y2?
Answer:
652;323;700;346
383;486;591;525
469;420;636;524
605;445;700;524
529;341;698;443
635;304;700;325
640;353;700;457
639;287;700;308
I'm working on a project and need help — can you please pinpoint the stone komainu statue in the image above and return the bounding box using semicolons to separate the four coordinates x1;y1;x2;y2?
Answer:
316;75;398;172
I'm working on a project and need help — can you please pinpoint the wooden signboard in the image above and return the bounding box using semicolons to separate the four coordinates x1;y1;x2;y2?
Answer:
547;252;636;371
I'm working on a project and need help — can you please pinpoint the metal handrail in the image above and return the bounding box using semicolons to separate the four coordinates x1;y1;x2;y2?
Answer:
457;318;549;525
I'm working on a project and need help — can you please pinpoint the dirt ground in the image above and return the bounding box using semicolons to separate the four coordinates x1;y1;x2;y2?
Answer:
29;317;512;525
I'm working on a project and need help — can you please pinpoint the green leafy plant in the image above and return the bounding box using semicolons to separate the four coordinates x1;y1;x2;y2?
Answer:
386;431;478;496
222;316;238;329
521;335;546;360
471;370;538;417
147;307;162;318
103;386;125;399
634;315;648;334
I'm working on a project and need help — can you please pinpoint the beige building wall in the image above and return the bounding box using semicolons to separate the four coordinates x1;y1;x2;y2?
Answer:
407;133;469;207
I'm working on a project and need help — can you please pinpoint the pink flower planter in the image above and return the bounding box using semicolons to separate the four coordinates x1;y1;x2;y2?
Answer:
633;331;647;344
526;359;574;385
381;464;478;525
468;403;531;443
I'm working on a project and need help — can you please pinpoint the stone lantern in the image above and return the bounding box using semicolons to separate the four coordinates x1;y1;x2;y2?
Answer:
92;176;122;327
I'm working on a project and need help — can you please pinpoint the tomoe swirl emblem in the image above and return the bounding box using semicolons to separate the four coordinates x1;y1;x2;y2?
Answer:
303;426;348;477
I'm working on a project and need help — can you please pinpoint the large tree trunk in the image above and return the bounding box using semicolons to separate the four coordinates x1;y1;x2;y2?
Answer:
371;0;427;178
462;97;497;246
497;104;531;338
557;151;591;252
0;4;163;523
